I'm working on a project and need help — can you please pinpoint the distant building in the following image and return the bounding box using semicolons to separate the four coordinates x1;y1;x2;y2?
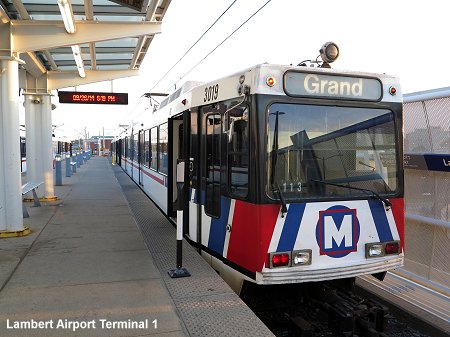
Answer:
71;135;114;155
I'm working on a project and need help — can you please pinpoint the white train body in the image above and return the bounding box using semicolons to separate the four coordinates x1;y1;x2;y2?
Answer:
115;63;405;293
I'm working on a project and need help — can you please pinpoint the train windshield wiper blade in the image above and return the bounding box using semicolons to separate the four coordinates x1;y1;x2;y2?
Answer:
272;182;288;217
311;179;392;208
269;111;288;217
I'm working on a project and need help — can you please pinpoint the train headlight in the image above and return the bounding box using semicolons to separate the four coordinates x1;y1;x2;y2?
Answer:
292;250;312;266
366;241;401;258
367;244;383;257
319;42;339;63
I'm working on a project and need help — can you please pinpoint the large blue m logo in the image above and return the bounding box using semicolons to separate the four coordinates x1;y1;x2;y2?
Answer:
316;205;360;258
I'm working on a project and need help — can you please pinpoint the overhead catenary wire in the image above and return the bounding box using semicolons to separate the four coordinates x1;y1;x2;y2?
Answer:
116;95;147;133
166;0;272;93
149;0;238;92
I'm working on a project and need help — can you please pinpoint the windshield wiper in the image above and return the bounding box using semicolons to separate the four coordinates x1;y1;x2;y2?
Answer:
273;183;288;217
310;179;392;208
269;111;288;217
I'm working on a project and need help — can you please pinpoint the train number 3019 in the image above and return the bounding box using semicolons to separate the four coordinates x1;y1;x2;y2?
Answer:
204;84;219;102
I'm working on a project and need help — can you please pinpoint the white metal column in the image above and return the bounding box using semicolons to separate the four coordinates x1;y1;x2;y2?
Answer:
24;95;42;193
0;57;28;235
24;93;55;200
40;94;55;199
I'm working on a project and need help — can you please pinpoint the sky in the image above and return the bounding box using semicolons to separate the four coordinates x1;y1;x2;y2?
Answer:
44;0;450;140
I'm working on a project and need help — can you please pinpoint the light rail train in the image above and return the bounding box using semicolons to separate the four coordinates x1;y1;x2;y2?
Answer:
113;43;404;294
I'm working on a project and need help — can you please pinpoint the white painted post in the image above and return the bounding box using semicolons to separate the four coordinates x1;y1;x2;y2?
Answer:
41;95;55;199
24;95;43;196
0;57;27;234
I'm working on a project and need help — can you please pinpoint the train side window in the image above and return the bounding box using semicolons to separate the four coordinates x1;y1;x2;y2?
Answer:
130;134;135;161
227;106;249;198
150;127;158;170
133;135;138;161
144;129;150;167
158;123;169;174
204;112;222;218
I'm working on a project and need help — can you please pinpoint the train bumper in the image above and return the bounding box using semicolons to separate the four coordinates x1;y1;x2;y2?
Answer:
255;255;404;285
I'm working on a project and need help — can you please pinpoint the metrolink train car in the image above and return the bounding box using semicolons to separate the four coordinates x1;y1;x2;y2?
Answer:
114;47;404;293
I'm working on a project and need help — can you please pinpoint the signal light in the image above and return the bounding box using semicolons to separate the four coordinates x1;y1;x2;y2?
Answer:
389;86;397;96
271;253;290;267
266;76;276;87
385;242;400;254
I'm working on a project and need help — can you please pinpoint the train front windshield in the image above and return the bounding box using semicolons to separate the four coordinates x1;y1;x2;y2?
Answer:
267;103;399;201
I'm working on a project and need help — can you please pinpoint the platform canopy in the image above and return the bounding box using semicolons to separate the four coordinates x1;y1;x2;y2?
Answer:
0;0;171;88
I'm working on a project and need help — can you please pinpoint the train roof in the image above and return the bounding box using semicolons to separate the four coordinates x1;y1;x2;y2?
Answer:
122;63;403;134
156;63;402;117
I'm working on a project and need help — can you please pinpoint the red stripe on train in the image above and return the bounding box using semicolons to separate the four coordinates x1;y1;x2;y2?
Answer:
390;198;405;251
227;201;280;273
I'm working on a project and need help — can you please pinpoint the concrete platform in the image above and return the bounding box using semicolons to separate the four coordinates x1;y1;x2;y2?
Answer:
357;272;450;336
0;156;273;337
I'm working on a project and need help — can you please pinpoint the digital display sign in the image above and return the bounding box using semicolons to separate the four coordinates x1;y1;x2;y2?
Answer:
284;71;382;101
58;91;128;105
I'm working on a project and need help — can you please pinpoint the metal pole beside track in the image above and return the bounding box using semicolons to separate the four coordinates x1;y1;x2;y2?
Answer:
169;110;191;278
168;159;190;278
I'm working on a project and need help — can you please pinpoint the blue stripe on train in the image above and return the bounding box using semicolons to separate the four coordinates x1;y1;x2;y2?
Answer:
368;200;393;242
207;197;231;254
277;203;306;252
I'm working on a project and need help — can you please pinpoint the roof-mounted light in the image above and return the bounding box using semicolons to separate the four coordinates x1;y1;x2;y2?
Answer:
57;0;76;34
319;42;339;64
71;45;86;78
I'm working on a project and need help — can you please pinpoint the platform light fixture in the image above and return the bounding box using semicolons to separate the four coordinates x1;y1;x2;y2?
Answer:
57;0;75;34
71;45;86;78
57;0;85;78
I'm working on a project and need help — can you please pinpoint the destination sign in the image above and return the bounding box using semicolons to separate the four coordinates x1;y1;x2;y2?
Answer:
404;153;450;172
284;71;382;101
58;91;128;105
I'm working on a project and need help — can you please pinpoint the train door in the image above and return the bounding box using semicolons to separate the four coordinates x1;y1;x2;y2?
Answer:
138;130;144;186
124;136;128;172
168;114;184;218
116;139;120;166
198;104;224;253
131;133;135;179
202;107;222;216
118;138;122;166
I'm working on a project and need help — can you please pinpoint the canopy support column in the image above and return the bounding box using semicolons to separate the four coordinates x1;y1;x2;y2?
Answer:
0;56;30;237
